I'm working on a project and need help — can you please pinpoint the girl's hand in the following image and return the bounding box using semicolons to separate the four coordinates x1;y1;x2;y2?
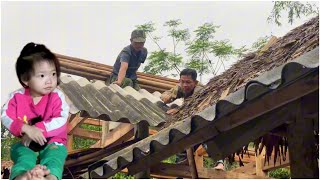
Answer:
21;134;32;147
21;125;47;145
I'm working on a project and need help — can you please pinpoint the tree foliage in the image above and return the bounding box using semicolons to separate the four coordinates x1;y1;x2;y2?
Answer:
250;35;270;52
268;1;319;26
137;19;189;76
187;23;246;79
143;50;183;75
268;168;291;179
137;20;245;80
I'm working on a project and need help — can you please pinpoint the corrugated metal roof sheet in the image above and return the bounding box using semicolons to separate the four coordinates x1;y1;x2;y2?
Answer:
88;47;319;178
59;77;182;127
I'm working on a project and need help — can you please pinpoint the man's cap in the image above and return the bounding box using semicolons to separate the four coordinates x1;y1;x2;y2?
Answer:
131;29;146;43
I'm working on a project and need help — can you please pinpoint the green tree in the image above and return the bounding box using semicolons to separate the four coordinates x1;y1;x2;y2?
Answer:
137;20;245;80
186;23;219;80
212;40;247;76
136;19;190;76
250;35;270;52
268;1;319;26
187;23;246;80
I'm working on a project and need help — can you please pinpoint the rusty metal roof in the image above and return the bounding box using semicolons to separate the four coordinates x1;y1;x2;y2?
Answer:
59;77;184;127
88;47;319;178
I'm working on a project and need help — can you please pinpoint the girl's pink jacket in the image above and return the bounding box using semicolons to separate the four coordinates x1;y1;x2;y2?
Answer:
1;88;69;146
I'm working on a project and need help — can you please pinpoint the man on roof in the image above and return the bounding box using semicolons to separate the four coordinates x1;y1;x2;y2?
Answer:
160;68;203;115
161;68;225;170
110;29;148;90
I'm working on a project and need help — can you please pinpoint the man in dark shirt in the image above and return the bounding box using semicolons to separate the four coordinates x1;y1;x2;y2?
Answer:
110;29;148;90
161;68;225;170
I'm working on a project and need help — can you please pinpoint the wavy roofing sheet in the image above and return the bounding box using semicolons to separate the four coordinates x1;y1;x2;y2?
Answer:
88;47;319;178
59;77;182;127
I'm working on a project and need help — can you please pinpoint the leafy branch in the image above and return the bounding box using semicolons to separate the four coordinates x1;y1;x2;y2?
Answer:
268;1;319;26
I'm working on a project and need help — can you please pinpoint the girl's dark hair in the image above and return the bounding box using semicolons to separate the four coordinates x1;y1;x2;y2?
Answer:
16;42;61;88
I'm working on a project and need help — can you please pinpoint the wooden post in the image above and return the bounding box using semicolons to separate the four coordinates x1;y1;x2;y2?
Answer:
67;134;74;152
134;121;150;179
67;114;76;152
194;155;203;169
255;145;267;177
287;100;318;178
101;120;110;147
187;148;199;179
194;145;204;174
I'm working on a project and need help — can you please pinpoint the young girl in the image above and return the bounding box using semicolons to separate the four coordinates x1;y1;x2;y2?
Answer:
1;42;69;180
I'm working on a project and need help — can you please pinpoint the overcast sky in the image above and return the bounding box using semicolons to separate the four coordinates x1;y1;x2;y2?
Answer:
1;1;318;104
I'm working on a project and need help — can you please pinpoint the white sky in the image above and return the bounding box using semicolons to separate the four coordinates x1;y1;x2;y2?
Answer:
1;1;318;105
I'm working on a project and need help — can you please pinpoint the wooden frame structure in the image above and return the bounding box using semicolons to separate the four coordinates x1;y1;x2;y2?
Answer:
65;114;293;179
61;47;318;179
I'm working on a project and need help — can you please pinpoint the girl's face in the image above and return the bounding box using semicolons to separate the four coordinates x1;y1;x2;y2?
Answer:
23;60;57;97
